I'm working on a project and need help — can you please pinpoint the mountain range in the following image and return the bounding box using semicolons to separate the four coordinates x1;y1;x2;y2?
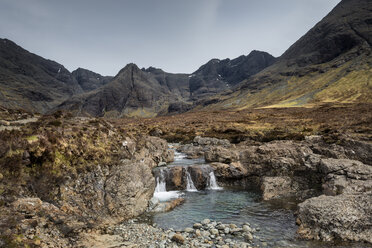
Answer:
0;0;371;117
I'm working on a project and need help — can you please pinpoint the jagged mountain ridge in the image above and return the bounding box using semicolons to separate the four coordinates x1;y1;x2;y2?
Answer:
56;50;275;117
0;37;275;116
189;51;276;98
58;63;191;117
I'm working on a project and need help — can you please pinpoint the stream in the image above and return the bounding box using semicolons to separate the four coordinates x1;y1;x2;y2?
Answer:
145;148;371;248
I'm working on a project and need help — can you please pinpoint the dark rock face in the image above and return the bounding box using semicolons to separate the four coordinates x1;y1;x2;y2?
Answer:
280;0;372;67
0;39;83;113
72;68;112;92
58;64;192;117
189;51;276;98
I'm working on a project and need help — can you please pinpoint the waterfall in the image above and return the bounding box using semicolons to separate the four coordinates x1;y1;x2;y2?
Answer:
186;170;198;192
208;171;222;190
155;169;166;192
174;151;186;160
153;168;181;202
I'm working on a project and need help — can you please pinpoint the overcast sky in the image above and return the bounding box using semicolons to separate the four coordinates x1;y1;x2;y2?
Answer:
0;0;341;76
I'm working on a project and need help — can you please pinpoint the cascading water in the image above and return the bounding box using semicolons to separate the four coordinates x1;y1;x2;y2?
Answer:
155;169;166;192
153;148;223;202
186;170;198;192
208;171;222;190
153;168;180;202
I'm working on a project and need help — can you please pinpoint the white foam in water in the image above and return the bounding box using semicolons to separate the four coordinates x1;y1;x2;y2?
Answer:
186;171;198;192
208;171;223;190
155;177;166;193
153;191;182;202
154;169;182;202
174;151;186;160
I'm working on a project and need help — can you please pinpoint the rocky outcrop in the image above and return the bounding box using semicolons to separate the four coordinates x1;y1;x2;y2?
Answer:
297;193;372;243
205;146;239;163
318;158;372;195
177;136;232;159
0;115;173;247
261;176;298;200
57;135;171;224
210;162;248;180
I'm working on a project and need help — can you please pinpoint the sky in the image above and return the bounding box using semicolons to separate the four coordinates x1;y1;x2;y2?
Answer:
0;0;341;76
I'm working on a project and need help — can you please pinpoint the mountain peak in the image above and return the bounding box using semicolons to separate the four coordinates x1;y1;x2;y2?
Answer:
116;63;141;77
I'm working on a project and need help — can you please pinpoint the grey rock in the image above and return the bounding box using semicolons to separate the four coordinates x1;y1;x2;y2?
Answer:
193;223;203;229
297;192;372;243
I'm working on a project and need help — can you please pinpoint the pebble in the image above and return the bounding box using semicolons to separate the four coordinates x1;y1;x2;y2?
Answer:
229;224;237;229
201;230;211;237
242;225;252;232
210;228;219;235
201;219;211;225
193;223;203;229
171;233;185;244
244;232;253;241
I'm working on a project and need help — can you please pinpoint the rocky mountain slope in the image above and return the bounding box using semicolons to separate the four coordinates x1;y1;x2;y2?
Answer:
0;39;84;113
72;68;112;92
202;0;372;110
57;64;191;117
188;51;276;99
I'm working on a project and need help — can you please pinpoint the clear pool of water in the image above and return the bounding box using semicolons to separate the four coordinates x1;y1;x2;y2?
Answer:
148;188;370;248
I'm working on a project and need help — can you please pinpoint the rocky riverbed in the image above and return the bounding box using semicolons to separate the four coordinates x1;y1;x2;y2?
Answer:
81;219;258;248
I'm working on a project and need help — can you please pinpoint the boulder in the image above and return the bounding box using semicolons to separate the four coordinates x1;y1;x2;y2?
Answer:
318;158;372;195
205;146;239;163
261;176;299;200
297;193;372;243
210;162;248;179
239;140;313;176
